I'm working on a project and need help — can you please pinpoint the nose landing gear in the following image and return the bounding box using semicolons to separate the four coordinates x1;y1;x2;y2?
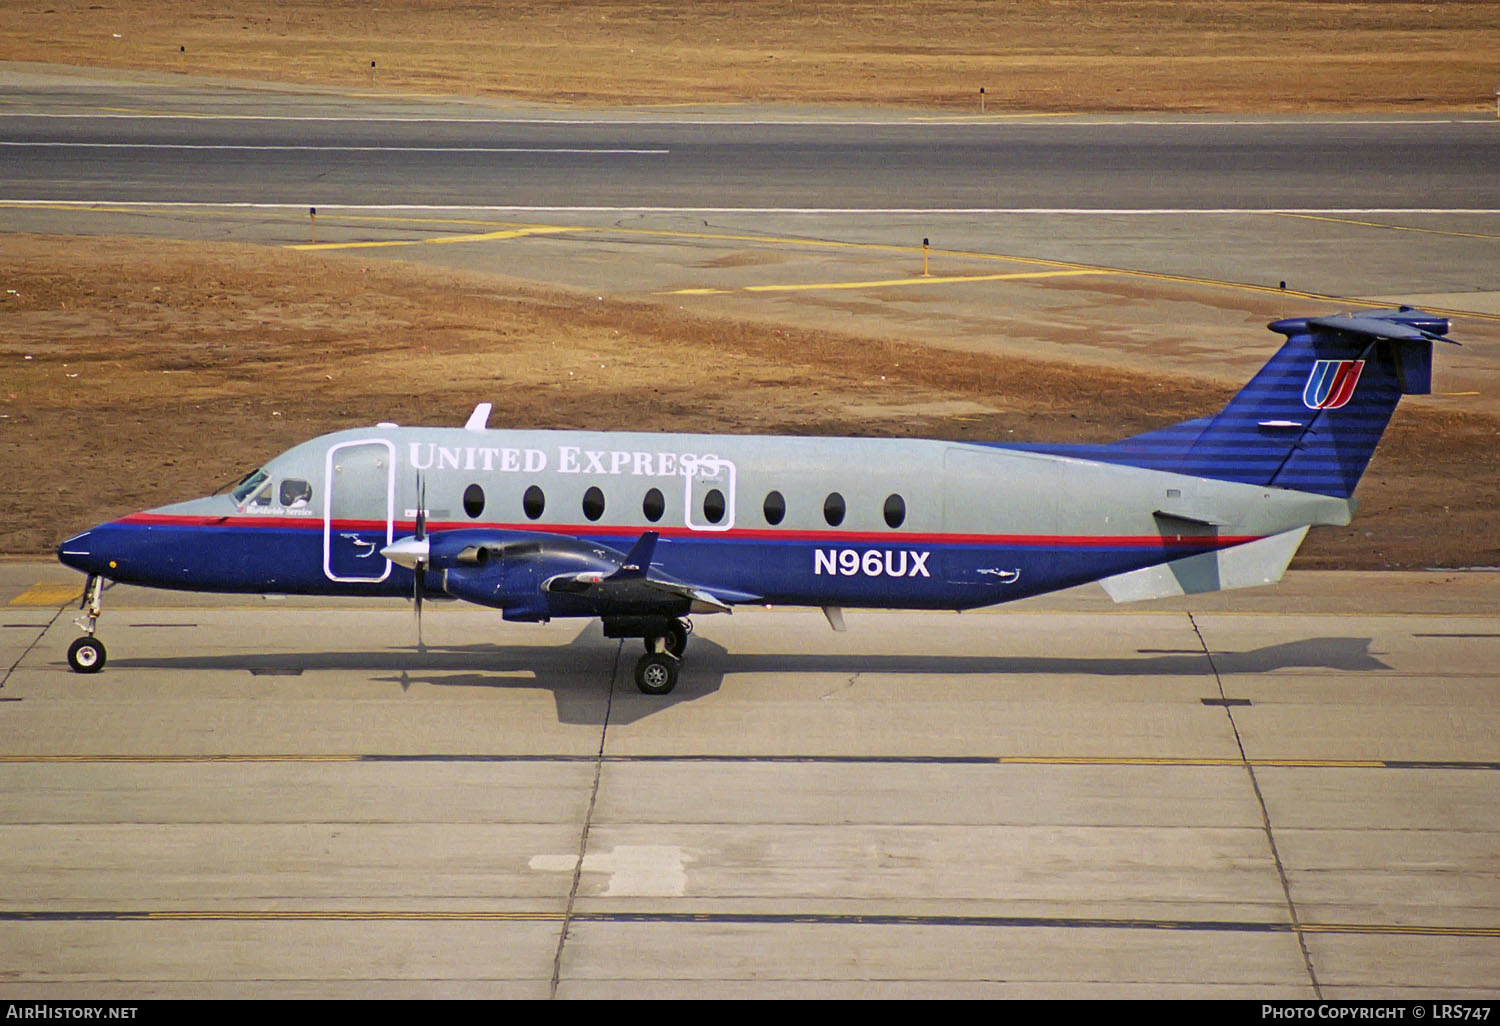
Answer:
66;575;106;674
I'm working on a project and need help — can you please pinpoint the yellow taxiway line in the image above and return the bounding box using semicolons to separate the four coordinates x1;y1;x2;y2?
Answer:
1269;211;1500;242
287;225;586;251
0;754;1487;769
669;268;1111;295
7;201;1499;321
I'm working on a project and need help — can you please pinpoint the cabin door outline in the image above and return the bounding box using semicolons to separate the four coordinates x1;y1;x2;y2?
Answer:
323;439;396;583
682;454;736;533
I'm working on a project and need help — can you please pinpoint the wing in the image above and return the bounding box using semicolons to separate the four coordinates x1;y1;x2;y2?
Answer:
540;531;760;615
385;527;758;620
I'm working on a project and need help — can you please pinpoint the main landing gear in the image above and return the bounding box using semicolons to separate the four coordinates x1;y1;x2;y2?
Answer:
67;575;106;674
604;614;693;696
632;617;691;696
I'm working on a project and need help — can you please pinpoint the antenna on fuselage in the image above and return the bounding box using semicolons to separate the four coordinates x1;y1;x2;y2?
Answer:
464;403;492;432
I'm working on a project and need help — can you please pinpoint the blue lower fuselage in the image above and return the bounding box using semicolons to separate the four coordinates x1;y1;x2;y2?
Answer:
58;513;1249;615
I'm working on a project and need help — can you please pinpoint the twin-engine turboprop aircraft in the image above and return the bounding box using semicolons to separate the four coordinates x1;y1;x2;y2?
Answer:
57;308;1453;694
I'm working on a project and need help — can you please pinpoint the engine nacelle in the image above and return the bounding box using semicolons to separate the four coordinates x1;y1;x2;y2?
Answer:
433;534;627;618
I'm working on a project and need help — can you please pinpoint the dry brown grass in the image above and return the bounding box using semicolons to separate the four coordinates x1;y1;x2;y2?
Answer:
3;1;1498;111
4;234;1496;570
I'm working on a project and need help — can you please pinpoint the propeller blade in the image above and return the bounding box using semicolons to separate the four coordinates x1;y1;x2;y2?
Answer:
414;473;427;651
414;578;425;652
415;473;427;542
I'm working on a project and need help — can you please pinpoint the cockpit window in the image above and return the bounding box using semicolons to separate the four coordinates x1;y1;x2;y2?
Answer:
279;479;313;508
232;469;270;505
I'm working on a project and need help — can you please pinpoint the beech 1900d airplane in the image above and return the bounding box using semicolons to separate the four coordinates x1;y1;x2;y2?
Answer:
57;308;1453;694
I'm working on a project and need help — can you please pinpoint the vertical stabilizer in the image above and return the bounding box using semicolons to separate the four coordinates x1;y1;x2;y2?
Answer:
1066;309;1453;498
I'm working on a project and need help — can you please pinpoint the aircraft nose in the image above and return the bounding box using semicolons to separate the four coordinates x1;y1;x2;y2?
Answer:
57;530;95;574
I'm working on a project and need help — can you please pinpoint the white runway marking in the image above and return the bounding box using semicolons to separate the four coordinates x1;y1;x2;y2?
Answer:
2;200;1496;215
0;113;1488;127
0;142;668;155
531;845;693;897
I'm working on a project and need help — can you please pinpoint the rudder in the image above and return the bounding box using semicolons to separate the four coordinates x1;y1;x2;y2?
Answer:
1081;308;1453;498
1192;308;1448;497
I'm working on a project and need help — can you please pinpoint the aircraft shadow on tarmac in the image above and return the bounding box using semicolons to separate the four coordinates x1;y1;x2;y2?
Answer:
103;630;1390;726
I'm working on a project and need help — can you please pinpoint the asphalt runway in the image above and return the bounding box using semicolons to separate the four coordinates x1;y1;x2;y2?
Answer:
6;114;1499;209
1;564;1497;998
2;64;1499;997
5;66;1499;406
3;63;1499;209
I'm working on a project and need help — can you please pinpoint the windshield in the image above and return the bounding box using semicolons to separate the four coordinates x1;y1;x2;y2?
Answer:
231;469;270;504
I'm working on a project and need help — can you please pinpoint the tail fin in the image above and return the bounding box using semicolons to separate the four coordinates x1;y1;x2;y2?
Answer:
1093;308;1453;497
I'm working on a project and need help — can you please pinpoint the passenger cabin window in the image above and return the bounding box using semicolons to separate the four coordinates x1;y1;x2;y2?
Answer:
463;483;485;519
823;492;845;527
883;493;906;529
763;490;786;526
642;487;665;523
582;486;605;522
522;485;545;520
702;488;726;525
280;479;313;509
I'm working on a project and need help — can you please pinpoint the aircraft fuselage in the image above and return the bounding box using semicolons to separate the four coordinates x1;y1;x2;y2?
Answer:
59;425;1348;616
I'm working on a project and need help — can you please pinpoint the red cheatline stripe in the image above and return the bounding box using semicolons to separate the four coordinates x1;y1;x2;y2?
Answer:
111;512;1262;550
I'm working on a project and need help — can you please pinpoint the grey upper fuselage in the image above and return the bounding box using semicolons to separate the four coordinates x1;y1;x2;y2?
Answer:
170;423;1356;537
167;422;1351;558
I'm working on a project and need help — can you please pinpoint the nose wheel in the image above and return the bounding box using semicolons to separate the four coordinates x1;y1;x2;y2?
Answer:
67;575;107;674
67;636;106;673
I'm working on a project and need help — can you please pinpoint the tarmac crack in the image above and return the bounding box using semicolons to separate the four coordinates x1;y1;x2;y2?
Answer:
549;637;621;999
1;603;68;693
1188;610;1322;999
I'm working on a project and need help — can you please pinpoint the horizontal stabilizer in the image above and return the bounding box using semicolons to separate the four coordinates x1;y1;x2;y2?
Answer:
1300;312;1454;344
1099;527;1309;603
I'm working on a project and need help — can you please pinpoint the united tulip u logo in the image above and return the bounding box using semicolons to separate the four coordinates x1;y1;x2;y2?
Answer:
1302;359;1365;410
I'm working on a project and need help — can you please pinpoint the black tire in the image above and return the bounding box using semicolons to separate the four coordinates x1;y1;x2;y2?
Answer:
634;652;679;696
642;619;689;658
67;636;106;674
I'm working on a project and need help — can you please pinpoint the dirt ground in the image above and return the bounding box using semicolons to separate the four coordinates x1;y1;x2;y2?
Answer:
3;1;1498;112
4;4;1499;571
3;234;1496;570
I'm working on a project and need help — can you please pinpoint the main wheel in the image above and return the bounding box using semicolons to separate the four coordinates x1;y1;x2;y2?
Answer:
642;619;689;658
67;636;106;674
634;652;679;696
